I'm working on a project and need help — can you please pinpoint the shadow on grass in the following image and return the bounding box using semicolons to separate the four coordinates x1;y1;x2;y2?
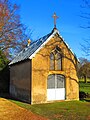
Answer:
0;92;30;104
79;91;90;102
0;91;90;104
84;99;90;102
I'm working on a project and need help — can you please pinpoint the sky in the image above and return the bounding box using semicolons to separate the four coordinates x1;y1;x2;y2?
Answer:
11;0;90;59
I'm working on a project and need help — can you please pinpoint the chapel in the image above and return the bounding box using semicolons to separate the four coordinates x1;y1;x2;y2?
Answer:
9;13;79;104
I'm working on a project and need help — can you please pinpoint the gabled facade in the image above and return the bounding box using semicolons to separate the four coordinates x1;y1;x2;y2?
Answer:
9;28;79;104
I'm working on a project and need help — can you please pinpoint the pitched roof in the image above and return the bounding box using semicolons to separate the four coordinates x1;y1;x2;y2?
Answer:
9;28;77;65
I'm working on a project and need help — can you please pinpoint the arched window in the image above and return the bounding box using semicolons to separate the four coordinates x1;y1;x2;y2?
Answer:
50;52;54;70
50;47;62;70
47;74;65;89
55;52;62;70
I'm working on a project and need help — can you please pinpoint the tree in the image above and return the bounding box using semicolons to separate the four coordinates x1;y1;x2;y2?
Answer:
0;0;29;58
78;58;90;83
80;0;90;56
0;50;9;93
0;50;9;70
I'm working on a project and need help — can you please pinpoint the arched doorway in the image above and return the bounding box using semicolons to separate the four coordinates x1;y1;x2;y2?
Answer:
47;74;65;101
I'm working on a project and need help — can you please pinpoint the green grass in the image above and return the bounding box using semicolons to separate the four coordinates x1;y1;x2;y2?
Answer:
8;81;90;120
79;78;90;83
79;82;90;94
10;100;90;120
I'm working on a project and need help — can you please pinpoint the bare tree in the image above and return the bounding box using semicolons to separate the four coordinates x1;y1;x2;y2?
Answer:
0;0;30;58
80;0;90;56
78;57;90;83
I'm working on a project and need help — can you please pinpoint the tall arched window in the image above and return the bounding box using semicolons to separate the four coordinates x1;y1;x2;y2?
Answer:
55;52;62;70
50;52;55;70
50;47;62;70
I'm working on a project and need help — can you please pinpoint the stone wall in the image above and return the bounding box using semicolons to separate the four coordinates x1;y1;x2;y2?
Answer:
31;35;79;104
10;60;31;103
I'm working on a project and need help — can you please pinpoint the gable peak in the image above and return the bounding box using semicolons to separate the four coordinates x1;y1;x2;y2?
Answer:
51;28;59;35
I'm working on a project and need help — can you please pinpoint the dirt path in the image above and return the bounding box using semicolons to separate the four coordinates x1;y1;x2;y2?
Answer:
0;98;48;120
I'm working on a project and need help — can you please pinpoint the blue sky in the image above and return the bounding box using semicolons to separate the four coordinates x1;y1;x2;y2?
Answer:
11;0;89;59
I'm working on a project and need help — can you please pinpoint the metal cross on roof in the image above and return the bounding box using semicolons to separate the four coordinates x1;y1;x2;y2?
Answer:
52;13;59;28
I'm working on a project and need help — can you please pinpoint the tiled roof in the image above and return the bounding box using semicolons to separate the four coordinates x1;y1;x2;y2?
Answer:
9;28;78;65
9;31;52;65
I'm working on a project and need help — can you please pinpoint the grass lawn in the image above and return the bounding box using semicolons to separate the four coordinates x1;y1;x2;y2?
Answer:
0;79;89;120
79;82;90;94
79;78;90;83
10;100;90;120
8;81;90;120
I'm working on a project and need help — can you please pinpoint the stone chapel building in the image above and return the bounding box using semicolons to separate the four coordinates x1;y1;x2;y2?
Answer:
9;14;79;104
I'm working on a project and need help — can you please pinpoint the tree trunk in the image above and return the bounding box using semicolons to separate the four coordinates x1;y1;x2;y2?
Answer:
84;75;87;83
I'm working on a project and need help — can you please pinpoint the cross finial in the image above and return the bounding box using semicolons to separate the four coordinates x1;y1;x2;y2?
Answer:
52;13;59;28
